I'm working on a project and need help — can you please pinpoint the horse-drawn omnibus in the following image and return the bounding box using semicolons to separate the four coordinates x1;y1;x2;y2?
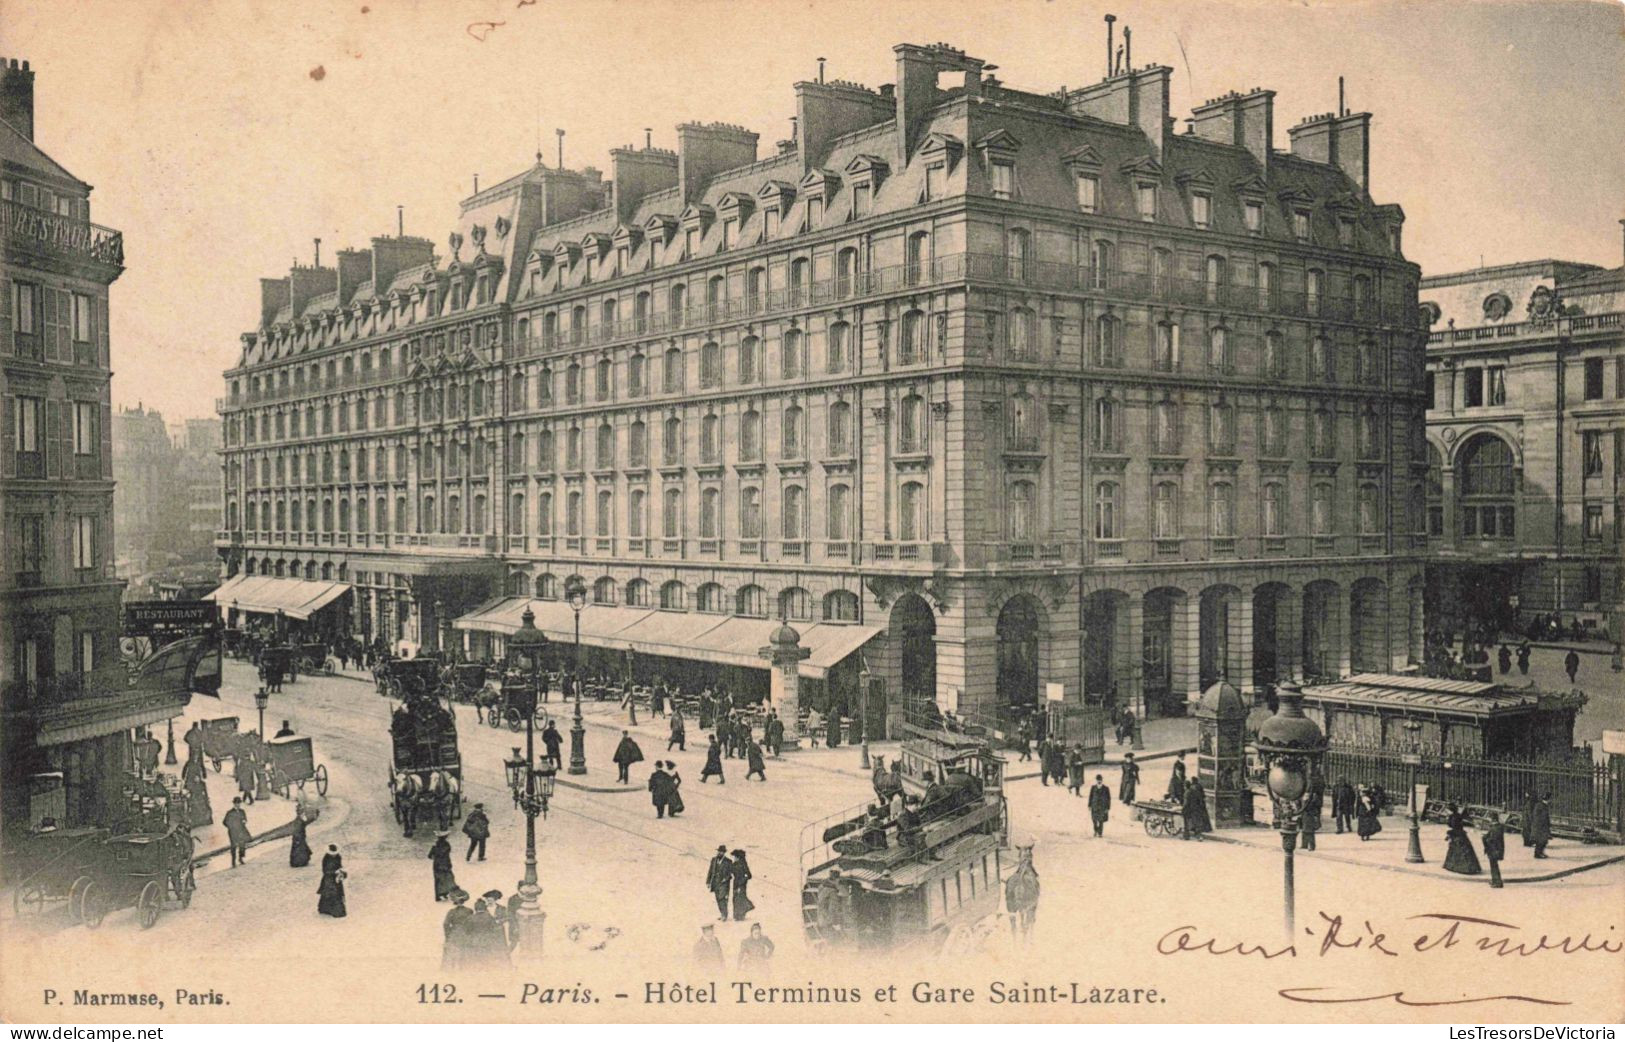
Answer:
387;685;462;838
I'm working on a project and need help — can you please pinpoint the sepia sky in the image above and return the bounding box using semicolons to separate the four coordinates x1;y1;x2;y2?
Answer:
5;0;1622;422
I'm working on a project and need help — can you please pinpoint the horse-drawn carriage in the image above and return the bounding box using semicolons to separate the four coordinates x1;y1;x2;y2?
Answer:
293;640;336;676
266;735;329;799
482;672;551;732
387;688;462;838
77;826;197;929
449;662;494;704
260;644;296;685
374;654;445;701
199;716;242;771
9;827;111;918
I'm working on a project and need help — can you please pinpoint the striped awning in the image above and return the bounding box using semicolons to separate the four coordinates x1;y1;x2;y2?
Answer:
204;575;352;621
454;598;880;678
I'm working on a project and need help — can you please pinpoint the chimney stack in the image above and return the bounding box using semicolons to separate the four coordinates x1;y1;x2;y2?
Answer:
1066;65;1174;159
1;58;35;141
336;248;371;305
259;278;291;329
893;43;984;163
676;122;759;204
1191;88;1276;175
1289;110;1371;191
1104;15;1116;79
609;144;678;223
795;79;891;171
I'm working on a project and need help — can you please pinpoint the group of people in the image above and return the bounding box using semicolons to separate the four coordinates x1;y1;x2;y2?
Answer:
440;887;523;969
704;845;755;921
692;922;775;972
1438;793;1553;888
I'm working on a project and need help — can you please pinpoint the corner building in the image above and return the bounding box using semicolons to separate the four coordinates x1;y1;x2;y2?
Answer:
217;43;1426;732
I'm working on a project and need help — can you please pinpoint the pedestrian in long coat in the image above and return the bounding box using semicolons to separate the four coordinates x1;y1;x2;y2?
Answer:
1037;739;1053;786
1497;644;1513;675
1300;781;1322;851
1482;812;1507;888
701;734;726;784
541;721;563;768
730;849;755;921
1355;787;1383;840
1066;746;1085;795
428;832;458;899
705;846;732;920
1521;792;1537;847
182;757;213;827
746;739;767;782
765;711;784;757
664;761;686;816
668;710;686;752
462;803;490;861
1180;777;1211;840
234;752;257;804
1442;803;1482;875
738;923;775;971
1564;649;1581;683
693;925;725;970
1333;779;1357;834
1087;775;1111;837
1118;754;1140;805
288;810;312;868
1516;642;1531;675
648;763;672;818
317;846;347;918
1527;793;1553;858
1165;754;1188;802
441;890;473;969
613;730;645;784
223;797;252;866
1043;742;1066;787
183;722;204;767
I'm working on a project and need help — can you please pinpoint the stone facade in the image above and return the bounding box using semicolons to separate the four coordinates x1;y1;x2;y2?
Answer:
1420;239;1625;638
1;56;131;831
217;43;1426;728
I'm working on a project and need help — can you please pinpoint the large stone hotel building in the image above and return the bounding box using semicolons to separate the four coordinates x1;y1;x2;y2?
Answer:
215;42;1426;732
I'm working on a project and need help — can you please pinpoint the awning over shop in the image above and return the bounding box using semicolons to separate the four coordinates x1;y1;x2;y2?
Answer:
203;575;352;621
454;598;880;678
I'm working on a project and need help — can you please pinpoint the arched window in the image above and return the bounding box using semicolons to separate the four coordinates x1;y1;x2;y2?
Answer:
571;305;587;345
701;341;721;387
627;419;648;467
740;410;761;461
510;371;526;409
669;282;687;319
782;485;805;539
537;491;553;535
420;494;436;533
395;496;407;533
1358;483;1381;534
662;487;683;538
1154;399;1180;453
1008;307;1036;360
697;582;725;613
736;584;768;618
1359;408;1381;459
338;498;351;532
827;321;849;373
594;576;617;605
740;486;762;539
700;414;719;462
699;487;720;539
1311;406;1336;458
1209;399;1236;453
536;574;558;600
596;358;612;401
782;328;804;378
828;483;850;540
1207;326;1229;371
1262;482;1287;536
596;423;615;469
634;291;651;332
628;353;645;396
1155;321;1180;371
510;493;526;535
823;590;860;622
1095;481;1121;539
1094;396;1120;451
566;490;582;536
1091;239;1114;290
907;231;931;284
825;400;853;457
782;405;803;458
660;580;686;610
1311;483;1334;535
595;489;613;537
1358;340;1379;383
1095;314;1120;367
899;481;925;541
625;579;651;608
899;310;924;364
836;248;858;298
789;258;810;306
899;395;925;452
537;366;554;406
1458;435;1516;539
780;587;812;621
663;346;683;392
739;335;760;384
746;268;766;312
446;494;461;532
628;488;645;538
566;427;582;470
662;415;682;465
566;362;582;403
602;298;619;331
1209;482;1235;537
1153;482;1180;539
1008;480;1035;541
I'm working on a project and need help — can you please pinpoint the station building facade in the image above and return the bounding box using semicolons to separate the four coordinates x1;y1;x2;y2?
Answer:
217;42;1426;731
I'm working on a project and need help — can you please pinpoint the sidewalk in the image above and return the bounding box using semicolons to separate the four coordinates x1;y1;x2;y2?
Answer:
1204;814;1625;884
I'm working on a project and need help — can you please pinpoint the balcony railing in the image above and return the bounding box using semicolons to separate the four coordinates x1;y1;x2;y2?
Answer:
1427;311;1622;345
2;664;134;707
2;199;124;267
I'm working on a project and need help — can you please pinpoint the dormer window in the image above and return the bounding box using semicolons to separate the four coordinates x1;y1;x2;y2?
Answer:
924;164;945;202
806;197;823;228
852;183;871;217
1191;192;1211;229
1244;200;1262;232
1076;174;1100;213
1293;210;1311;240
1136;184;1157;221
722;217;738;250
990;162;1014;200
1338;216;1355;247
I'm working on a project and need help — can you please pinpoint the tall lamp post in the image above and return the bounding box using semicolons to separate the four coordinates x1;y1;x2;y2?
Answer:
254;686;270;738
1255;681;1326;946
503;608;555;959
565;578;587;775
857;657;872;770
1403;718;1425;864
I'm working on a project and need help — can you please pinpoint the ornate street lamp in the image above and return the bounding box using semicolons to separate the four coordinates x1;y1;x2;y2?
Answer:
565;578;588;775
857;657;872;770
253;686;270;739
504;607;553;958
1255;681;1326;945
1402;718;1425;864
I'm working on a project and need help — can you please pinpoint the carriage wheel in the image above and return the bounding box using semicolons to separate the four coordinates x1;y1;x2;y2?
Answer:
78;881;106;928
325;656;339;674
14;884;45;916
505;707;524;733
487;710;502;729
68;876;91;919
315;763;329;796
137;880;162;929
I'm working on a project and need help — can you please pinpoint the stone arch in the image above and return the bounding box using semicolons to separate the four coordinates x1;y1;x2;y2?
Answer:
1350;577;1388;674
1198;583;1244;692
995;593;1046;710
1302;579;1344;682
887;593;937;719
1252;581;1296;687
1083;589;1131;710
1143;587;1188;717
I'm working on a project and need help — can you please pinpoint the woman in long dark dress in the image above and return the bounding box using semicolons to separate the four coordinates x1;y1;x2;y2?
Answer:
288;811;312;868
1442;803;1483;875
1355;787;1383;840
317;845;347;917
428;832;457;899
665;761;686;817
729;849;754;921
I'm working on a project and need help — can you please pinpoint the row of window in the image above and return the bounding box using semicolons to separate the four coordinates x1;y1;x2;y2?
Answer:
7;281;99;365
9;396;101;477
1091;480;1387;540
7;513;100;581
